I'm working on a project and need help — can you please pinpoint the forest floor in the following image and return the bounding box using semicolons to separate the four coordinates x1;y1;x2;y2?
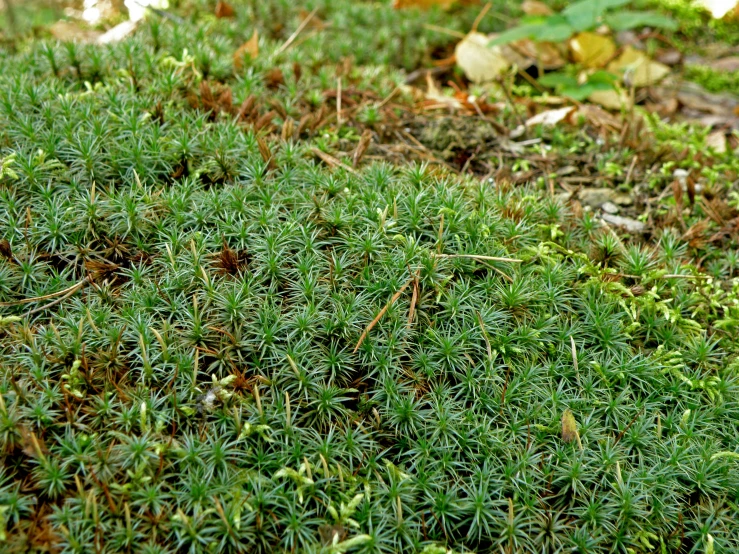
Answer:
1;1;739;552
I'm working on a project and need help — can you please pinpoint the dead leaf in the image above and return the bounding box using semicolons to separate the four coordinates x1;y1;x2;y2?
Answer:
418;74;502;114
588;89;632;110
682;219;711;248
607;46;670;87
298;9;328;30
215;1;236;18
708;56;739;71
521;0;553;15
506;39;565;70
706;130;727;153
455;32;510;83
570;32;616;68
525;106;576;127
576;105;623;132
234;30;259;71
422;74;465;110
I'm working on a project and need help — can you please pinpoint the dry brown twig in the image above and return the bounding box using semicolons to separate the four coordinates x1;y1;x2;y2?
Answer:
431;253;523;263
0;276;92;307
407;268;420;328
354;277;413;353
275;8;319;57
310;147;357;174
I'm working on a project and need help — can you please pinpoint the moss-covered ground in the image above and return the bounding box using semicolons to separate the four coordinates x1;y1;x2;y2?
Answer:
1;1;739;552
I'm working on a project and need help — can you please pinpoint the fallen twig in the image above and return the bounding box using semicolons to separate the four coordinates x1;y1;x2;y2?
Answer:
310;147;357;174
275;8;318;57
25;278;92;316
352;129;373;168
422;23;466;39
476;311;493;361
571;336;581;387
354;277;413;353
0;276;91;307
432;253;523;263
661;274;711;280
407;268;419;329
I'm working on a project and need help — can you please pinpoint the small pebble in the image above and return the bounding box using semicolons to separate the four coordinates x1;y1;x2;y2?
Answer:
601;202;619;214
602;214;645;233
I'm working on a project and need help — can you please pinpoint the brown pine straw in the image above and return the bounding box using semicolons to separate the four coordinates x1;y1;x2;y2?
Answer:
354;277;413;353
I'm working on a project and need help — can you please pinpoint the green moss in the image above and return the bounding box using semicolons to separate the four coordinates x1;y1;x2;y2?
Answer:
0;1;739;553
685;64;739;94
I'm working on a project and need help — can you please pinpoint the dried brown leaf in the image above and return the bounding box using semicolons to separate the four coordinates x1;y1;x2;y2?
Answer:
281;118;295;141
0;239;12;260
257;136;276;170
706;130;728;153
215;241;248;275
576;104;623;132
455;32;509;83
569;32;616;68
588;89;632;110
236;95;256;122
422;74;464;110
506;39;565;70
215;1;236;18
265;68;285;89
234;30;259;71
525;106;576;128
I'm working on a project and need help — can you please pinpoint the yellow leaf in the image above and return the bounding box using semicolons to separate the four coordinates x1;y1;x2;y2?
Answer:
521;0;553;15
455;32;509;83
569;32;616;68
706;130;727;153
588;89;632;110
607;46;670;87
234;30;259;72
